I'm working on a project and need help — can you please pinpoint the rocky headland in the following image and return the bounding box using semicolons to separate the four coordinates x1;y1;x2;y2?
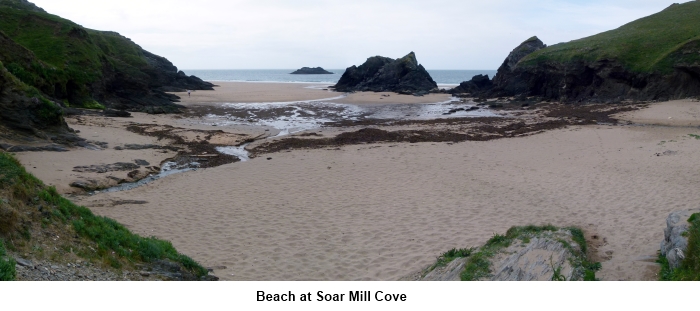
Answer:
453;2;700;102
333;52;438;94
0;0;213;139
290;67;333;74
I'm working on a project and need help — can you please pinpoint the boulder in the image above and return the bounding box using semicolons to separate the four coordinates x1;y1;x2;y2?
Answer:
660;209;700;269
334;52;438;93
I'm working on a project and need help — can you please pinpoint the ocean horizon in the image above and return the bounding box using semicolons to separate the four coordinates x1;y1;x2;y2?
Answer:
181;69;497;86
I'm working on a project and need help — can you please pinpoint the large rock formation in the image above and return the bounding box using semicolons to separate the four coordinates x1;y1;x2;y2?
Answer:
334;52;438;93
290;67;333;74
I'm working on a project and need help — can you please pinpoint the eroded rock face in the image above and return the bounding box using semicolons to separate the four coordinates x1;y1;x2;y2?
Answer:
334;52;438;93
660;209;700;269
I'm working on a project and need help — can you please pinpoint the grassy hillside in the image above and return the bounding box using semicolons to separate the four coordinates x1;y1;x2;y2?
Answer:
0;2;147;106
520;2;700;74
0;151;208;280
0;0;210;112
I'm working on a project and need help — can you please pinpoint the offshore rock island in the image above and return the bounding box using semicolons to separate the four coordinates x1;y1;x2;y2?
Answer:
290;67;334;74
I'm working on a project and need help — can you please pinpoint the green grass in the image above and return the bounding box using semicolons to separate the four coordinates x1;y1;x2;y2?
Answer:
0;151;208;278
0;240;16;281
429;247;474;271
689;134;700;140
519;2;700;74
659;213;700;281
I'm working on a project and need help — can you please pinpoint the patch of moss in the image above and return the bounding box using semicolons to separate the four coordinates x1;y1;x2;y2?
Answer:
80;100;105;110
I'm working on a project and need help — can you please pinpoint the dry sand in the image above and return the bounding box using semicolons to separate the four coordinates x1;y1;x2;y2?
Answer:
173;82;339;104
65;100;700;281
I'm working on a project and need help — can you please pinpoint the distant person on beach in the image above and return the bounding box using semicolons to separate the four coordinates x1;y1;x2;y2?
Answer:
187;90;191;97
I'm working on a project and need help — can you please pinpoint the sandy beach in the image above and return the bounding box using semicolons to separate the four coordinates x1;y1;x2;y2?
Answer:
173;81;454;106
13;82;700;280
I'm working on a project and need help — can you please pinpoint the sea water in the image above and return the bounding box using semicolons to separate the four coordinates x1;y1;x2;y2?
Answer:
181;69;497;86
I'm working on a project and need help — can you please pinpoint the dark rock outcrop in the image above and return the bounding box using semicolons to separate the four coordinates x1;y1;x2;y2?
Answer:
334;52;438;93
450;74;493;94
490;36;547;95
290;67;333;74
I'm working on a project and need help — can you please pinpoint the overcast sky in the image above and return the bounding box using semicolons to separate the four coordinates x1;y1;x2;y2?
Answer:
30;0;686;70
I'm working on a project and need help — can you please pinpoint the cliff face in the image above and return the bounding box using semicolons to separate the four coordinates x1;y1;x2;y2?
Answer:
0;0;213;112
334;52;438;93
481;2;700;102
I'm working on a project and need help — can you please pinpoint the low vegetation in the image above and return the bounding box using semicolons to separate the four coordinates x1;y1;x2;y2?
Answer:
428;247;474;271
0;240;16;281
0;151;208;279
427;225;602;281
520;2;700;74
658;213;700;281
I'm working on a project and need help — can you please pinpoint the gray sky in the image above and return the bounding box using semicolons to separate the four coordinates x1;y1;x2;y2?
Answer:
31;0;685;69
